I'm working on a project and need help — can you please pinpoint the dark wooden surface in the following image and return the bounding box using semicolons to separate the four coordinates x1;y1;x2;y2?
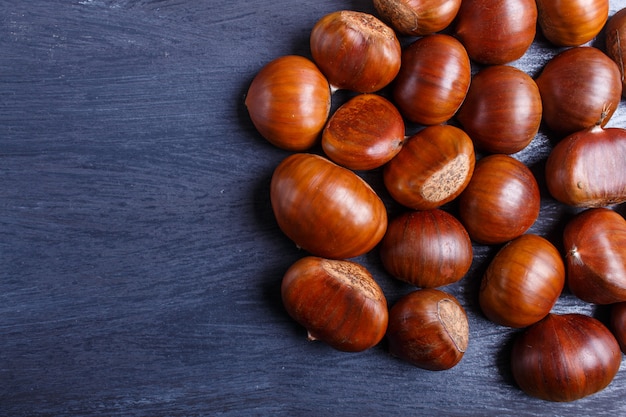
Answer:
3;0;626;415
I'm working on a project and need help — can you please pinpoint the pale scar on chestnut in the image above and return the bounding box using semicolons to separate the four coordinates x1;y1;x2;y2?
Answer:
321;259;383;301
438;298;469;352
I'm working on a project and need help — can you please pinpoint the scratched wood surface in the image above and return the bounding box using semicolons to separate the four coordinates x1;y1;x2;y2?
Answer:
2;0;626;415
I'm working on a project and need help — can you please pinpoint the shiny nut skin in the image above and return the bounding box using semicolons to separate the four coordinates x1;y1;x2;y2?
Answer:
281;256;388;352
606;8;626;97
310;10;401;93
387;289;469;370
511;313;621;402
322;94;405;171
536;46;622;137
372;0;462;36
479;234;565;328
380;209;473;289
546;125;626;207
245;55;331;151
536;0;608;47
383;124;475;210
454;0;537;65
459;154;540;245
564;208;626;304
270;153;387;260
456;65;542;155
392;34;471;125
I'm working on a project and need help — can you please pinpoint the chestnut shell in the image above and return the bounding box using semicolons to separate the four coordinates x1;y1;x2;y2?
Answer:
281;256;388;352
511;313;621;402
270;153;388;260
387;289;469;370
380;209;473;288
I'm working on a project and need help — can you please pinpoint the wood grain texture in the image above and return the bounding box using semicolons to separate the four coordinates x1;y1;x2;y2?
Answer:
2;0;626;415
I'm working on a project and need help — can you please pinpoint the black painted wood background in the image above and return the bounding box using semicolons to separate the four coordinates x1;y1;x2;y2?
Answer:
3;0;626;415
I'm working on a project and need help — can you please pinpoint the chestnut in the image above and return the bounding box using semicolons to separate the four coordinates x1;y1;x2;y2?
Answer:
281;256;388;352
536;46;622;137
609;301;626;354
536;0;609;47
372;0;462;36
458;154;540;245
270;153;387;260
456;65;542;155
383;124;475;210
606;8;626;97
479;234;565;328
387;289;469;370
392;34;471;125
245;55;331;151
321;93;405;171
380;209;473;289
563;208;626;305
310;10;401;93
511;313;621;402
453;0;537;65
545;125;626;207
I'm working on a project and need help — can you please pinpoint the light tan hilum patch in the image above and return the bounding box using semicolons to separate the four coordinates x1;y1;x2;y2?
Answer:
322;259;382;301
421;154;470;202
342;10;396;41
438;299;469;352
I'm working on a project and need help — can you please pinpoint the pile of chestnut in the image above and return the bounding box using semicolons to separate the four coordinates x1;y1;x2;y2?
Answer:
244;0;626;403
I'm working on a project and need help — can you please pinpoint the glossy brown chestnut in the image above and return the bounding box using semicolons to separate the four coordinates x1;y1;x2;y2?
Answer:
245;55;331;151
380;209;473;288
383;125;475;210
545;125;626;207
392;34;471;125
281;256;388;352
387;289;469;370
458;154;540;245
372;0;462;36
536;46;622;137
606;8;626;97
310;10;401;93
270;153;387;260
479;234;565;328
453;0;537;65
609;301;626;353
511;313;621;402
322;93;405;171
563;208;626;304
456;65;542;155
536;0;609;47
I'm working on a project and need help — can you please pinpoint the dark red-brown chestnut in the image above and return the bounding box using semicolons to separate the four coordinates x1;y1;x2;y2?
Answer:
511;313;621;402
372;0;462;36
322;93;405;171
387;289;469;370
536;0;609;47
453;0;537;65
545;125;626;207
281;256;388;352
392;34;471;125
536;46;622;137
458;154;540;245
563;208;626;304
270;153;387;260
383;124;475;210
310;10;401;93
456;65;542;154
606;8;626;97
245;55;331;151
380;209;473;289
479;234;565;328
610;301;626;354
